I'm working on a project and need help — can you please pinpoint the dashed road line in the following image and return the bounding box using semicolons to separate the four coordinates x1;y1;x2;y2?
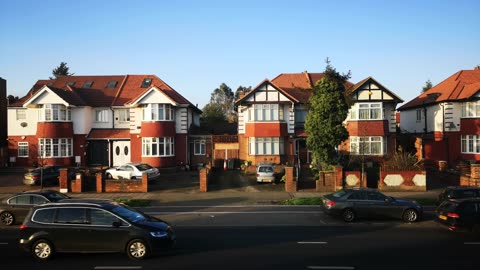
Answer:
94;267;142;270
307;266;355;270
298;241;328;244
464;242;480;245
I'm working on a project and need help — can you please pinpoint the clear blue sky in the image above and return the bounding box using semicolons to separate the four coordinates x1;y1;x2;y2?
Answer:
1;0;479;109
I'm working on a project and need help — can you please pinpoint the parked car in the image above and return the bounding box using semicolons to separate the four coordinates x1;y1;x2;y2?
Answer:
256;163;276;183
437;186;480;205
0;190;70;226
19;201;176;260
105;163;160;181
435;198;480;233
321;188;423;222
23;166;61;186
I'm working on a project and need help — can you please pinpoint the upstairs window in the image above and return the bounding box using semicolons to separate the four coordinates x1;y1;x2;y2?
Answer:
106;81;118;88
142;104;175;121
350;103;383;120
250;104;284;121
141;78;153;88
118;109;130;122
16;109;26;120
461;101;480;118
95;109;109;122
416;109;422;122
42;104;71;121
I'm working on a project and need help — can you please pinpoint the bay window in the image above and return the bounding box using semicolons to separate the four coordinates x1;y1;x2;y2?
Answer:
42;104;71;121
142;137;175;157
248;137;284;155
461;135;480;154
38;138;73;157
350;136;385;155
250;104;284;121
461;101;480;118
142;104;175;121
350;103;383;120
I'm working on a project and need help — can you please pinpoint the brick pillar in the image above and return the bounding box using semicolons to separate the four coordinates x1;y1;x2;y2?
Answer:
141;173;148;193
334;166;343;190
199;168;208;192
285;167;297;192
96;173;103;193
361;173;367;187
71;173;83;193
59;168;68;193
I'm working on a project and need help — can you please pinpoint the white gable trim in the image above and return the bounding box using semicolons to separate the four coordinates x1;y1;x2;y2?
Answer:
243;82;294;103
127;87;178;107
23;86;71;108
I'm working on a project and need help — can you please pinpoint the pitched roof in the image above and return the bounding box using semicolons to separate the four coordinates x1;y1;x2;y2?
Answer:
10;75;199;111
236;72;355;105
398;67;480;110
347;76;403;102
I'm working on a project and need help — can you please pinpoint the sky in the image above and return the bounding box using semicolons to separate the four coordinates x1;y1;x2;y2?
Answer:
1;0;479;109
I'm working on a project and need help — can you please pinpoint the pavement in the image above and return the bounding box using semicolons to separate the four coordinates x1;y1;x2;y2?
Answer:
0;167;443;206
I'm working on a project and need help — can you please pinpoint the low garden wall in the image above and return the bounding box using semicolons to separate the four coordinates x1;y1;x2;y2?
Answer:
344;171;367;188
378;170;427;191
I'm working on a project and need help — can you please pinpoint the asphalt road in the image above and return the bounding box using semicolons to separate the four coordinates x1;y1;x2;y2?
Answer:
1;206;478;270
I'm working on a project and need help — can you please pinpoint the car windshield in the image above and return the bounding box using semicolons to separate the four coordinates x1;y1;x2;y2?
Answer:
45;192;69;201
135;163;153;171
259;166;273;173
111;205;146;223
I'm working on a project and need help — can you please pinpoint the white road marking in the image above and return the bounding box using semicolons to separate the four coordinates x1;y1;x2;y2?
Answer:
307;267;355;270
147;211;322;215
464;242;480;245
298;241;328;244
94;267;142;270
143;205;320;208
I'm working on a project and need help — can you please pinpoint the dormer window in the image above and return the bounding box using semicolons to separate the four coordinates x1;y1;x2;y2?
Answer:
141;78;153;88
106;81;118;88
83;81;93;88
66;81;75;87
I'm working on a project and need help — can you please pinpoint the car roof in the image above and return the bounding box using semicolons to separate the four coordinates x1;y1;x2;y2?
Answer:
446;186;480;190
33;200;121;210
13;189;62;196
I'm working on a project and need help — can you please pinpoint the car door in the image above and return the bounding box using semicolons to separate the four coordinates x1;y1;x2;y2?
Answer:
7;195;36;223
346;191;369;217
84;208;131;252
366;191;395;218
52;207;89;252
459;201;478;230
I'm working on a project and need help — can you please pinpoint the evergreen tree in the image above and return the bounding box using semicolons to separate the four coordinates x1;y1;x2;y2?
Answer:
50;62;74;79
305;59;350;167
421;79;433;93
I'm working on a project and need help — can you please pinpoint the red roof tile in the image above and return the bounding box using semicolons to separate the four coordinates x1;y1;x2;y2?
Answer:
398;67;480;110
87;129;130;139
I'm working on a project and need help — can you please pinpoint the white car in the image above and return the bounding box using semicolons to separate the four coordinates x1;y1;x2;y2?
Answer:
105;163;160;181
256;163;276;183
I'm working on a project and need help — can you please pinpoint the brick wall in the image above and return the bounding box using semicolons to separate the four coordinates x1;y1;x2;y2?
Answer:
199;168;208;192
285;167;297;192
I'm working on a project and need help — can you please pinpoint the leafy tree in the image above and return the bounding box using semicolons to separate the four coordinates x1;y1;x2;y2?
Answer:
202;83;236;123
7;95;19;105
235;85;252;100
421;79;433;93
305;59;350;167
50;62;74;79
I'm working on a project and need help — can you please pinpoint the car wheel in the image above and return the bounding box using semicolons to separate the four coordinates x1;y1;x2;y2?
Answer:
32;239;54;261
127;239;148;260
402;209;419;222
0;211;14;226
106;173;113;179
342;208;355;222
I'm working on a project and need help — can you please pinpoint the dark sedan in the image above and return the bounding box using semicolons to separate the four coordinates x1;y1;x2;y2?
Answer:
321;188;423;222
23;166;61;186
0;190;70;226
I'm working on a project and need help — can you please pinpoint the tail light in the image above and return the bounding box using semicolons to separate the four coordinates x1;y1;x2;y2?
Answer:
32;175;39;180
447;212;460;218
256;174;260;177
325;200;336;209
19;224;27;231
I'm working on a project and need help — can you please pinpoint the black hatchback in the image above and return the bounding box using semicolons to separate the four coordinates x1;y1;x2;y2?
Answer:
437;186;480;205
435;198;480;233
19;201;175;260
321;188;423;222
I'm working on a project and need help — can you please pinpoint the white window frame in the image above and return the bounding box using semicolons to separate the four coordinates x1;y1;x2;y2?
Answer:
38;138;73;158
18;142;29;157
142;104;175;121
416;109;422;122
16;109;26;120
251;104;283;121
248;137;284;155
350;103;383;120
194;140;206;155
461;101;480;118
42;104;71;121
350;136;385;155
118;109;130;122
95;109;109;122
461;135;480;154
142;137;175;157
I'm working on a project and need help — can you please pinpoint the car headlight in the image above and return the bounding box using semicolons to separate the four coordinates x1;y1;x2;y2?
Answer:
150;231;168;238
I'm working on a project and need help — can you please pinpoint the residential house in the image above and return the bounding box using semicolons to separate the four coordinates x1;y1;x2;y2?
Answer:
7;75;201;168
0;78;7;167
398;66;480;165
235;72;403;167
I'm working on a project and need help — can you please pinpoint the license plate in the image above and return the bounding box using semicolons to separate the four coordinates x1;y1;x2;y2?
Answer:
439;215;447;220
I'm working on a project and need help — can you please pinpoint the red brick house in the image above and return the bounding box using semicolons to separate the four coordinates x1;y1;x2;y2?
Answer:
235;72;403;166
7;75;201;168
398;66;480;165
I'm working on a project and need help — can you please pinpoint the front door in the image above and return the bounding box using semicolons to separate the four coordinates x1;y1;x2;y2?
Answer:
113;141;131;167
